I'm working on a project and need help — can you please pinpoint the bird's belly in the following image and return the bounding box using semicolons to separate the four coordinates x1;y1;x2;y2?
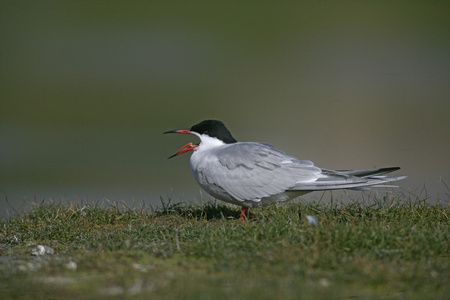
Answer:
191;164;310;207
190;164;243;206
258;191;311;207
196;181;310;208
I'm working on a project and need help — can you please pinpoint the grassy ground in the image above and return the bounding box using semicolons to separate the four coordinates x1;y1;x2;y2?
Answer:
0;194;449;300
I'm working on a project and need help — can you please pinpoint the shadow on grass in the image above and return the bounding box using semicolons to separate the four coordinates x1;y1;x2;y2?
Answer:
155;198;242;221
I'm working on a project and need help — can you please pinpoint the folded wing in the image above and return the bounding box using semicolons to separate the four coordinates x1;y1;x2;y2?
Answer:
194;142;405;203
206;142;321;202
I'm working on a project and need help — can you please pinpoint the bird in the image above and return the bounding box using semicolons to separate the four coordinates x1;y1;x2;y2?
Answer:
164;120;406;221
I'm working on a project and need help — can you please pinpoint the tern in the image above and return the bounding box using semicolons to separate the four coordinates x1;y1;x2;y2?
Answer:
164;120;406;221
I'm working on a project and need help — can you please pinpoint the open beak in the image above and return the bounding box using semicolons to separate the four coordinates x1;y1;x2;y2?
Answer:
163;129;199;159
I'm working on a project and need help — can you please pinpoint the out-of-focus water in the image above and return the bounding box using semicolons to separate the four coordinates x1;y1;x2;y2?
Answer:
1;2;449;218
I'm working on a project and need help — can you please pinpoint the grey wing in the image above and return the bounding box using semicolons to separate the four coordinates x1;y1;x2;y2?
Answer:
211;142;322;202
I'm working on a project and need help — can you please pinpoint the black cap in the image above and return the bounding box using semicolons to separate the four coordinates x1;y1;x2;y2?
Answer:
190;120;237;144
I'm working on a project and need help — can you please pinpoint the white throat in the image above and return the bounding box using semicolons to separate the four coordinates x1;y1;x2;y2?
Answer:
195;134;225;152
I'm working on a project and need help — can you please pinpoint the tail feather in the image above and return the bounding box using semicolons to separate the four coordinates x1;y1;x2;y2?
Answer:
325;167;400;178
289;167;406;192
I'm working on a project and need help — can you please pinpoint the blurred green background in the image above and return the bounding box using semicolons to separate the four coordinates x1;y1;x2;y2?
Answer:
1;1;449;217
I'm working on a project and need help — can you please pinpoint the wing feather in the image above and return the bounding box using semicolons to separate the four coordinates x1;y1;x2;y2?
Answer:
190;142;405;205
193;142;321;202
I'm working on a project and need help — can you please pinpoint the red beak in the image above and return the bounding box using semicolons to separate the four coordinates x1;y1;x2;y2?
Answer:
164;129;199;159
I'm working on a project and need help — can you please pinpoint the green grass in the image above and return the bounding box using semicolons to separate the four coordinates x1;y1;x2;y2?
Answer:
0;195;449;300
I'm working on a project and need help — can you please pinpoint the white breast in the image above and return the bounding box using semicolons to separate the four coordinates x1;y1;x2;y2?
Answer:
190;143;240;204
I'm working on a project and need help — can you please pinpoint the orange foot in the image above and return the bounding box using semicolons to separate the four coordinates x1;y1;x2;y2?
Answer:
239;206;249;222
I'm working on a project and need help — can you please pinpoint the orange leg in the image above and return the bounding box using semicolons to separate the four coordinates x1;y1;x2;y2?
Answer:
239;206;249;222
